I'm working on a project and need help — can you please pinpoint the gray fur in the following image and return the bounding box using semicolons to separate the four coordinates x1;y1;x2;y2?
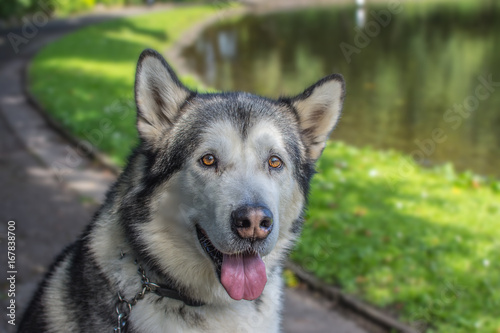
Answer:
18;48;345;333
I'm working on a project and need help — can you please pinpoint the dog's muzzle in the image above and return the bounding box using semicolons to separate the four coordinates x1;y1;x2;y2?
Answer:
196;204;275;302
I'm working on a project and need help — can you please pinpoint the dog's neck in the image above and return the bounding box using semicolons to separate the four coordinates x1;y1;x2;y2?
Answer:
128;256;205;307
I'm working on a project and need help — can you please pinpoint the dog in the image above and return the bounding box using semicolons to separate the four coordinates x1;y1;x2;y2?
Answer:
18;48;345;333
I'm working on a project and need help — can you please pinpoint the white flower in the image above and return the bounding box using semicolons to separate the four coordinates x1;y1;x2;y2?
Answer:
483;259;490;267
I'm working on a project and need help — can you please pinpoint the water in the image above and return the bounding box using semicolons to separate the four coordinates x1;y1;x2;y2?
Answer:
182;1;500;177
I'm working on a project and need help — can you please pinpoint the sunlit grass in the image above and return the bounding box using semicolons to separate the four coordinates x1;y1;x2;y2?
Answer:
293;142;500;332
29;5;500;333
30;6;218;165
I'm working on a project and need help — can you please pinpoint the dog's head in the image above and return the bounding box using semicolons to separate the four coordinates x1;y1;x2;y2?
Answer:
129;49;344;302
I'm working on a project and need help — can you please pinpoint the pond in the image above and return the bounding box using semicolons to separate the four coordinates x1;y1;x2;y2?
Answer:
182;1;500;178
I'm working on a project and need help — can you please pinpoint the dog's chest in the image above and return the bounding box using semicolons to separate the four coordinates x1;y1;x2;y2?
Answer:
128;296;280;333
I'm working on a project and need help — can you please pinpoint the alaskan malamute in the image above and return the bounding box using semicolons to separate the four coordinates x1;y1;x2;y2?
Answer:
19;49;345;332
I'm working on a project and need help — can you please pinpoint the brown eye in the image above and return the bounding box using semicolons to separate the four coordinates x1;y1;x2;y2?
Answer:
201;154;216;167
268;156;283;169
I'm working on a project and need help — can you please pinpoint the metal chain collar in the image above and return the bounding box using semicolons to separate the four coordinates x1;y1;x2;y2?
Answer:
114;252;160;333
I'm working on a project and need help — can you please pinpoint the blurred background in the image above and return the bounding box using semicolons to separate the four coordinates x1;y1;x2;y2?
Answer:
1;0;499;332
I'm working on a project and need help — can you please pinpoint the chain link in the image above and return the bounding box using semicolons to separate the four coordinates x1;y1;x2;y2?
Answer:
114;255;160;332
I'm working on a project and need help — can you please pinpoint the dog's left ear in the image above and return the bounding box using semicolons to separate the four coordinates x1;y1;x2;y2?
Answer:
135;49;192;143
288;74;345;162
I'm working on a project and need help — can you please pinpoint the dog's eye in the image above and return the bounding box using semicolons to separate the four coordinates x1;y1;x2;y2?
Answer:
201;154;216;167
268;156;283;169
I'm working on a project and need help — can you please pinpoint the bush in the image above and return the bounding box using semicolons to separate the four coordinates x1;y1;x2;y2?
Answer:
0;0;39;21
54;0;96;15
1;0;216;21
0;0;146;20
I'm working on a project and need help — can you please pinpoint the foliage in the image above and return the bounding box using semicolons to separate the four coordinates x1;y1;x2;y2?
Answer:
1;0;93;19
0;0;206;20
29;5;500;333
54;0;96;16
0;0;40;20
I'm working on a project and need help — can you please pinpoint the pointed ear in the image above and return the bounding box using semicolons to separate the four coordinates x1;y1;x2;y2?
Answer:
290;74;345;161
135;49;192;143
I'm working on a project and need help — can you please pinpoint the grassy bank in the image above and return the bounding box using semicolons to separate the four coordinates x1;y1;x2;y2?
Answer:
30;5;218;165
29;5;500;333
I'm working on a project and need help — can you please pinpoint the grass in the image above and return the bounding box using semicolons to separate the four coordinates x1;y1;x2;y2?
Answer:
293;142;500;333
30;5;219;165
29;5;500;333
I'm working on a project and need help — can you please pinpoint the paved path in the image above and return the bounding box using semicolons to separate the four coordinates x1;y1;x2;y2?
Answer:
0;6;369;333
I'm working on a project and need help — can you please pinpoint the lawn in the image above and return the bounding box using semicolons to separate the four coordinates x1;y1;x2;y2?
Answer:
30;5;220;165
294;142;500;332
29;5;500;333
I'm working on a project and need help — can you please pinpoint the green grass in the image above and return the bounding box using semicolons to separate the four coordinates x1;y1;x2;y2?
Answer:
293;142;500;333
30;5;219;165
29;5;500;333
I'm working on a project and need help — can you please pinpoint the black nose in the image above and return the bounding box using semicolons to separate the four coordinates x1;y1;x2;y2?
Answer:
231;205;274;240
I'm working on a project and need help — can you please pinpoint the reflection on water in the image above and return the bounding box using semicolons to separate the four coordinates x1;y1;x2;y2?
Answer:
218;30;237;60
356;0;366;27
182;2;500;177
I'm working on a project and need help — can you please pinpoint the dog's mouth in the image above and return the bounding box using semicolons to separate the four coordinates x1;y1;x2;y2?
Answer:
195;224;267;301
196;224;224;277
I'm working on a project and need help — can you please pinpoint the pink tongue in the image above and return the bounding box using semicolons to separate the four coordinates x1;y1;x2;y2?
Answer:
221;253;267;301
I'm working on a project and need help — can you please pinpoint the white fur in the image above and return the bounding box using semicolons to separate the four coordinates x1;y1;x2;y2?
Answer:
44;254;79;332
293;79;344;160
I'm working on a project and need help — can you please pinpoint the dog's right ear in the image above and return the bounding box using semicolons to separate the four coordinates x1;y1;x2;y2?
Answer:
135;49;191;143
